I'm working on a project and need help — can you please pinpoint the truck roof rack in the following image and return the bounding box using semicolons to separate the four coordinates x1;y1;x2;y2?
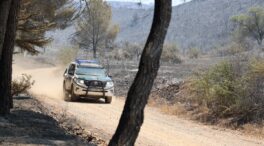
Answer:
75;59;99;65
75;59;102;68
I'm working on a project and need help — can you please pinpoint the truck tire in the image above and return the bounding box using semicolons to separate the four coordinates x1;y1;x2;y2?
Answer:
105;96;112;104
70;85;79;101
63;82;71;102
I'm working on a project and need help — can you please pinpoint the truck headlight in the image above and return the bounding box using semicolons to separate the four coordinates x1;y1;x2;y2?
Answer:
106;81;114;88
75;78;85;85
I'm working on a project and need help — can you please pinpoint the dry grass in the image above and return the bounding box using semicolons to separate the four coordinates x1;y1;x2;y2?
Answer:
160;104;187;116
12;74;35;97
242;124;264;139
250;58;264;75
214;42;248;57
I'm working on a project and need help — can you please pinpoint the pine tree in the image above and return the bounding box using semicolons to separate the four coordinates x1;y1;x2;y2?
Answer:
16;0;75;54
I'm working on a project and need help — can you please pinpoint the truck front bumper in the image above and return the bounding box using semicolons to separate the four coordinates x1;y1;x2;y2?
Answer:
73;83;114;98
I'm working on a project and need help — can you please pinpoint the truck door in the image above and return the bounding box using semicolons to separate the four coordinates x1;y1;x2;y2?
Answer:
65;64;76;90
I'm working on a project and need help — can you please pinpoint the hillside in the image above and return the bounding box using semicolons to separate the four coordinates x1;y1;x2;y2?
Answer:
107;1;152;9
45;0;264;54
112;0;264;51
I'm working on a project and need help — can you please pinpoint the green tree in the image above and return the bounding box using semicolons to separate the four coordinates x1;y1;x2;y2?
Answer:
74;0;119;59
16;0;75;54
0;0;74;115
232;7;264;46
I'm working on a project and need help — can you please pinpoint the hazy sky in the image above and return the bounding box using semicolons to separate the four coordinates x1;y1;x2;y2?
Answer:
107;0;192;6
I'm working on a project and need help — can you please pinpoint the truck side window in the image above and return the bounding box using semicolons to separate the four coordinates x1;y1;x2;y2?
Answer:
68;64;75;75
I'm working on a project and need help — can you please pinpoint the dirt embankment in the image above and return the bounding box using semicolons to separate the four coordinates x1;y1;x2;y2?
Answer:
12;55;264;146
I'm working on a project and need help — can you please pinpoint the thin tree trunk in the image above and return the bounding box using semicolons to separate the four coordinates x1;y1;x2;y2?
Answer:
0;0;20;116
0;0;12;60
108;1;172;146
93;46;97;59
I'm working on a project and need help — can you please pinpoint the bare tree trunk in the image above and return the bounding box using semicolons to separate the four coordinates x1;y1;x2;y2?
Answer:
0;0;12;60
108;0;172;146
0;0;20;116
93;46;97;59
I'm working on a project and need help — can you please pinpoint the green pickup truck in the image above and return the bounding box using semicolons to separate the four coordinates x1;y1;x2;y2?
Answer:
63;59;114;103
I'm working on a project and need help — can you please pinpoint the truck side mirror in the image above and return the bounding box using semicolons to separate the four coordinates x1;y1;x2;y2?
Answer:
68;70;74;75
64;69;68;75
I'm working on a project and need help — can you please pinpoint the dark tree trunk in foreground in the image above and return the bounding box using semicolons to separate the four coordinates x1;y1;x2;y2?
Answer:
0;0;12;60
0;0;20;116
108;1;172;146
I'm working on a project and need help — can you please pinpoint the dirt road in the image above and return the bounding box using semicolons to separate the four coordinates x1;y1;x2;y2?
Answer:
13;56;264;146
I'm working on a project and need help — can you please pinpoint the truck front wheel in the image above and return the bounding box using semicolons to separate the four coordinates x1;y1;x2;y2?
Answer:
63;82;71;101
105;96;112;104
70;85;79;101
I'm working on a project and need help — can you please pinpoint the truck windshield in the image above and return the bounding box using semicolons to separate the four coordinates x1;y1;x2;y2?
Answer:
76;67;106;77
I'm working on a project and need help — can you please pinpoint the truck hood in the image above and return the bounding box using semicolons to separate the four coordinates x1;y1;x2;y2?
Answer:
75;75;112;82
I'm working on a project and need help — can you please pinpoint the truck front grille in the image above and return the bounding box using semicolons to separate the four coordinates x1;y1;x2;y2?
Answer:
84;80;106;88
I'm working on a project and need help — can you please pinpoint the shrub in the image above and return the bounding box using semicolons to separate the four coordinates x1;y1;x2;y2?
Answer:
243;59;264;121
186;58;264;124
190;62;244;117
188;48;199;59
215;42;248;57
12;74;35;97
161;43;182;63
250;58;264;75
